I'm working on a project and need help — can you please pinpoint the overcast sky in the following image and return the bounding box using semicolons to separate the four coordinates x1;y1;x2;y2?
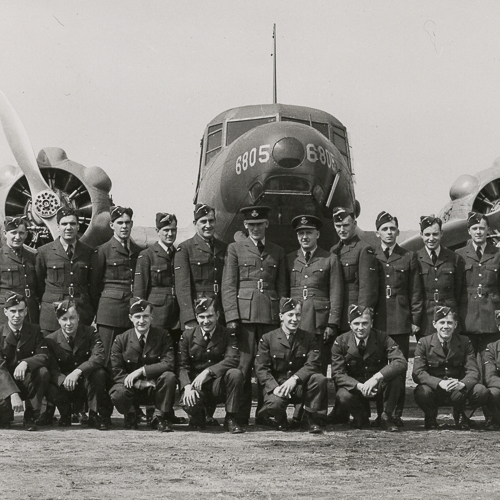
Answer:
1;0;499;233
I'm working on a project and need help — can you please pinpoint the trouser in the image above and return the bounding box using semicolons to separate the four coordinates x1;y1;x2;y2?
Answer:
259;373;328;422
237;322;277;422
414;383;489;419
0;367;50;423
467;332;500;381
182;368;244;417
388;333;410;418
47;368;110;417
486;387;500;423
98;325;130;367
314;334;332;376
336;377;402;422
110;371;177;416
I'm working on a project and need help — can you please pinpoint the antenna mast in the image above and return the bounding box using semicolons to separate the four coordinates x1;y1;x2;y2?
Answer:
272;24;277;104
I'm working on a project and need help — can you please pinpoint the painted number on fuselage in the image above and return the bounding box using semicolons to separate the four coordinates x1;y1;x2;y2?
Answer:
306;144;336;170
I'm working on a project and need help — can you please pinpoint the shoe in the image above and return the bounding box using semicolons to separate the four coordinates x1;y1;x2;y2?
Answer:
327;408;350;425
206;416;220;427
97;416;112;430
424;417;438;430
87;411;99;428
380;414;398;432
276;418;289;432
151;416;173;432
124;412;138;430
350;416;370;429
58;415;72;427
370;416;381;428
23;418;37;432
485;418;500;431
289;417;303;430
455;414;471;430
255;415;276;427
36;407;56;426
393;416;404;427
0;421;11;429
189;413;206;430
305;415;324;434
225;417;245;434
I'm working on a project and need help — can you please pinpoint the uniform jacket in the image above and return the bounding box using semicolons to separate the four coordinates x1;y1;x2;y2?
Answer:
255;327;322;394
110;326;175;385
456;242;500;334
373;244;423;335
222;238;287;324
45;325;105;386
331;235;379;331
178;324;239;389
417;246;465;336
483;339;500;390
0;350;20;400
36;238;94;331
331;329;407;390
0;322;48;373
0;245;39;325
133;242;180;329
286;246;343;334
90;237;141;328
174;234;226;327
412;332;479;391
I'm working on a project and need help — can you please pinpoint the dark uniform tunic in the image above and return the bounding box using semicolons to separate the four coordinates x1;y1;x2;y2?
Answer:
0;245;39;325
483;340;500;423
255;327;327;418
0;350;21;425
0;322;49;421
45;325;108;416
36;239;94;333
134;242;180;330
174;233;226;327
90;237;141;363
178;324;242;414
417;246;465;338
109;327;177;415
331;235;379;332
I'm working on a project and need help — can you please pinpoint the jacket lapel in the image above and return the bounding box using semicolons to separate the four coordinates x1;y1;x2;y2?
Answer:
430;333;447;358
347;332;362;359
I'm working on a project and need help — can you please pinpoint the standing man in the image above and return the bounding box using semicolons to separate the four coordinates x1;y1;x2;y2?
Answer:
179;297;244;433
413;306;488;429
330;207;378;333
417;215;465;339
222;205;287;425
286;214;343;374
109;299;177;432
45;301;110;429
373;211;423;426
134;212;181;346
456;212;500;359
331;305;407;431
255;298;327;433
0;292;50;430
0;216;39;325
36;207;94;334
90;206;141;365
174;204;227;329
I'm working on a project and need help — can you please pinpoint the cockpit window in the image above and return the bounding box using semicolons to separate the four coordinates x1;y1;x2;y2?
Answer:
205;123;222;165
226;117;276;145
281;117;329;139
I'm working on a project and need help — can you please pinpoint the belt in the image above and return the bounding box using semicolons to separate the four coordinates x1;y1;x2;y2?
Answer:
239;281;273;291
426;291;455;302
291;287;329;300
195;283;220;293
45;285;88;298
466;285;498;298
151;286;175;295
385;285;405;298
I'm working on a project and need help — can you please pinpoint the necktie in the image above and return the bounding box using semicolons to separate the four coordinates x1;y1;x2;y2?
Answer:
166;246;174;259
305;251;311;263
431;250;437;265
67;245;73;260
442;341;449;356
139;334;145;350
476;247;483;261
209;239;215;253
257;241;265;254
68;336;74;350
204;332;211;343
13;330;20;341
358;339;366;355
384;248;390;260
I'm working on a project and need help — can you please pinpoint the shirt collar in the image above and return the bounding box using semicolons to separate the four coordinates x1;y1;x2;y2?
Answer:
381;242;396;254
249;236;265;247
426;246;441;258
135;328;149;340
60;238;75;252
354;334;369;345
302;246;317;258
114;234;129;249
473;242;486;253
158;240;174;253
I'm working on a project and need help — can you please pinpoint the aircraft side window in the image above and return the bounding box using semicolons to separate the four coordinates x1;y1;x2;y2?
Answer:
281;117;329;139
226;117;276;146
205;123;223;166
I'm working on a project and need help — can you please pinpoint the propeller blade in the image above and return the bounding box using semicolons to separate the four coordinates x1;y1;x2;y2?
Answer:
0;91;60;238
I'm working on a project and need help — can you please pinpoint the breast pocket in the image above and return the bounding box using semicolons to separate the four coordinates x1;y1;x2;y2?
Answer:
484;265;499;286
440;264;456;288
106;259;129;280
151;264;170;286
341;260;357;283
238;259;258;280
393;265;408;287
271;351;287;371
0;265;21;288
192;255;211;280
75;262;90;284
47;263;65;285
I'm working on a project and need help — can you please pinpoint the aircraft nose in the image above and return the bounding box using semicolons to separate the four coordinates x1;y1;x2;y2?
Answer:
272;137;305;168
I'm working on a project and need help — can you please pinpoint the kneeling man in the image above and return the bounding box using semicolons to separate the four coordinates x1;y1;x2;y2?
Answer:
413;306;488;429
179;297;244;433
255;298;327;433
110;298;177;432
45;300;110;429
331;305;407;431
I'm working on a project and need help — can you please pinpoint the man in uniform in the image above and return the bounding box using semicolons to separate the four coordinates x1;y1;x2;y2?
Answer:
331;305;407;431
255;298;327;433
286;214;343;375
45;300;110;429
134;212;181;346
482;311;500;429
222;205;287;425
0;292;49;430
417;216;465;339
0;216;39;325
174;203;227;329
179;297;244;433
109;299;177;432
373;211;423;425
413;306;488;429
90;206;141;365
36;207;94;334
